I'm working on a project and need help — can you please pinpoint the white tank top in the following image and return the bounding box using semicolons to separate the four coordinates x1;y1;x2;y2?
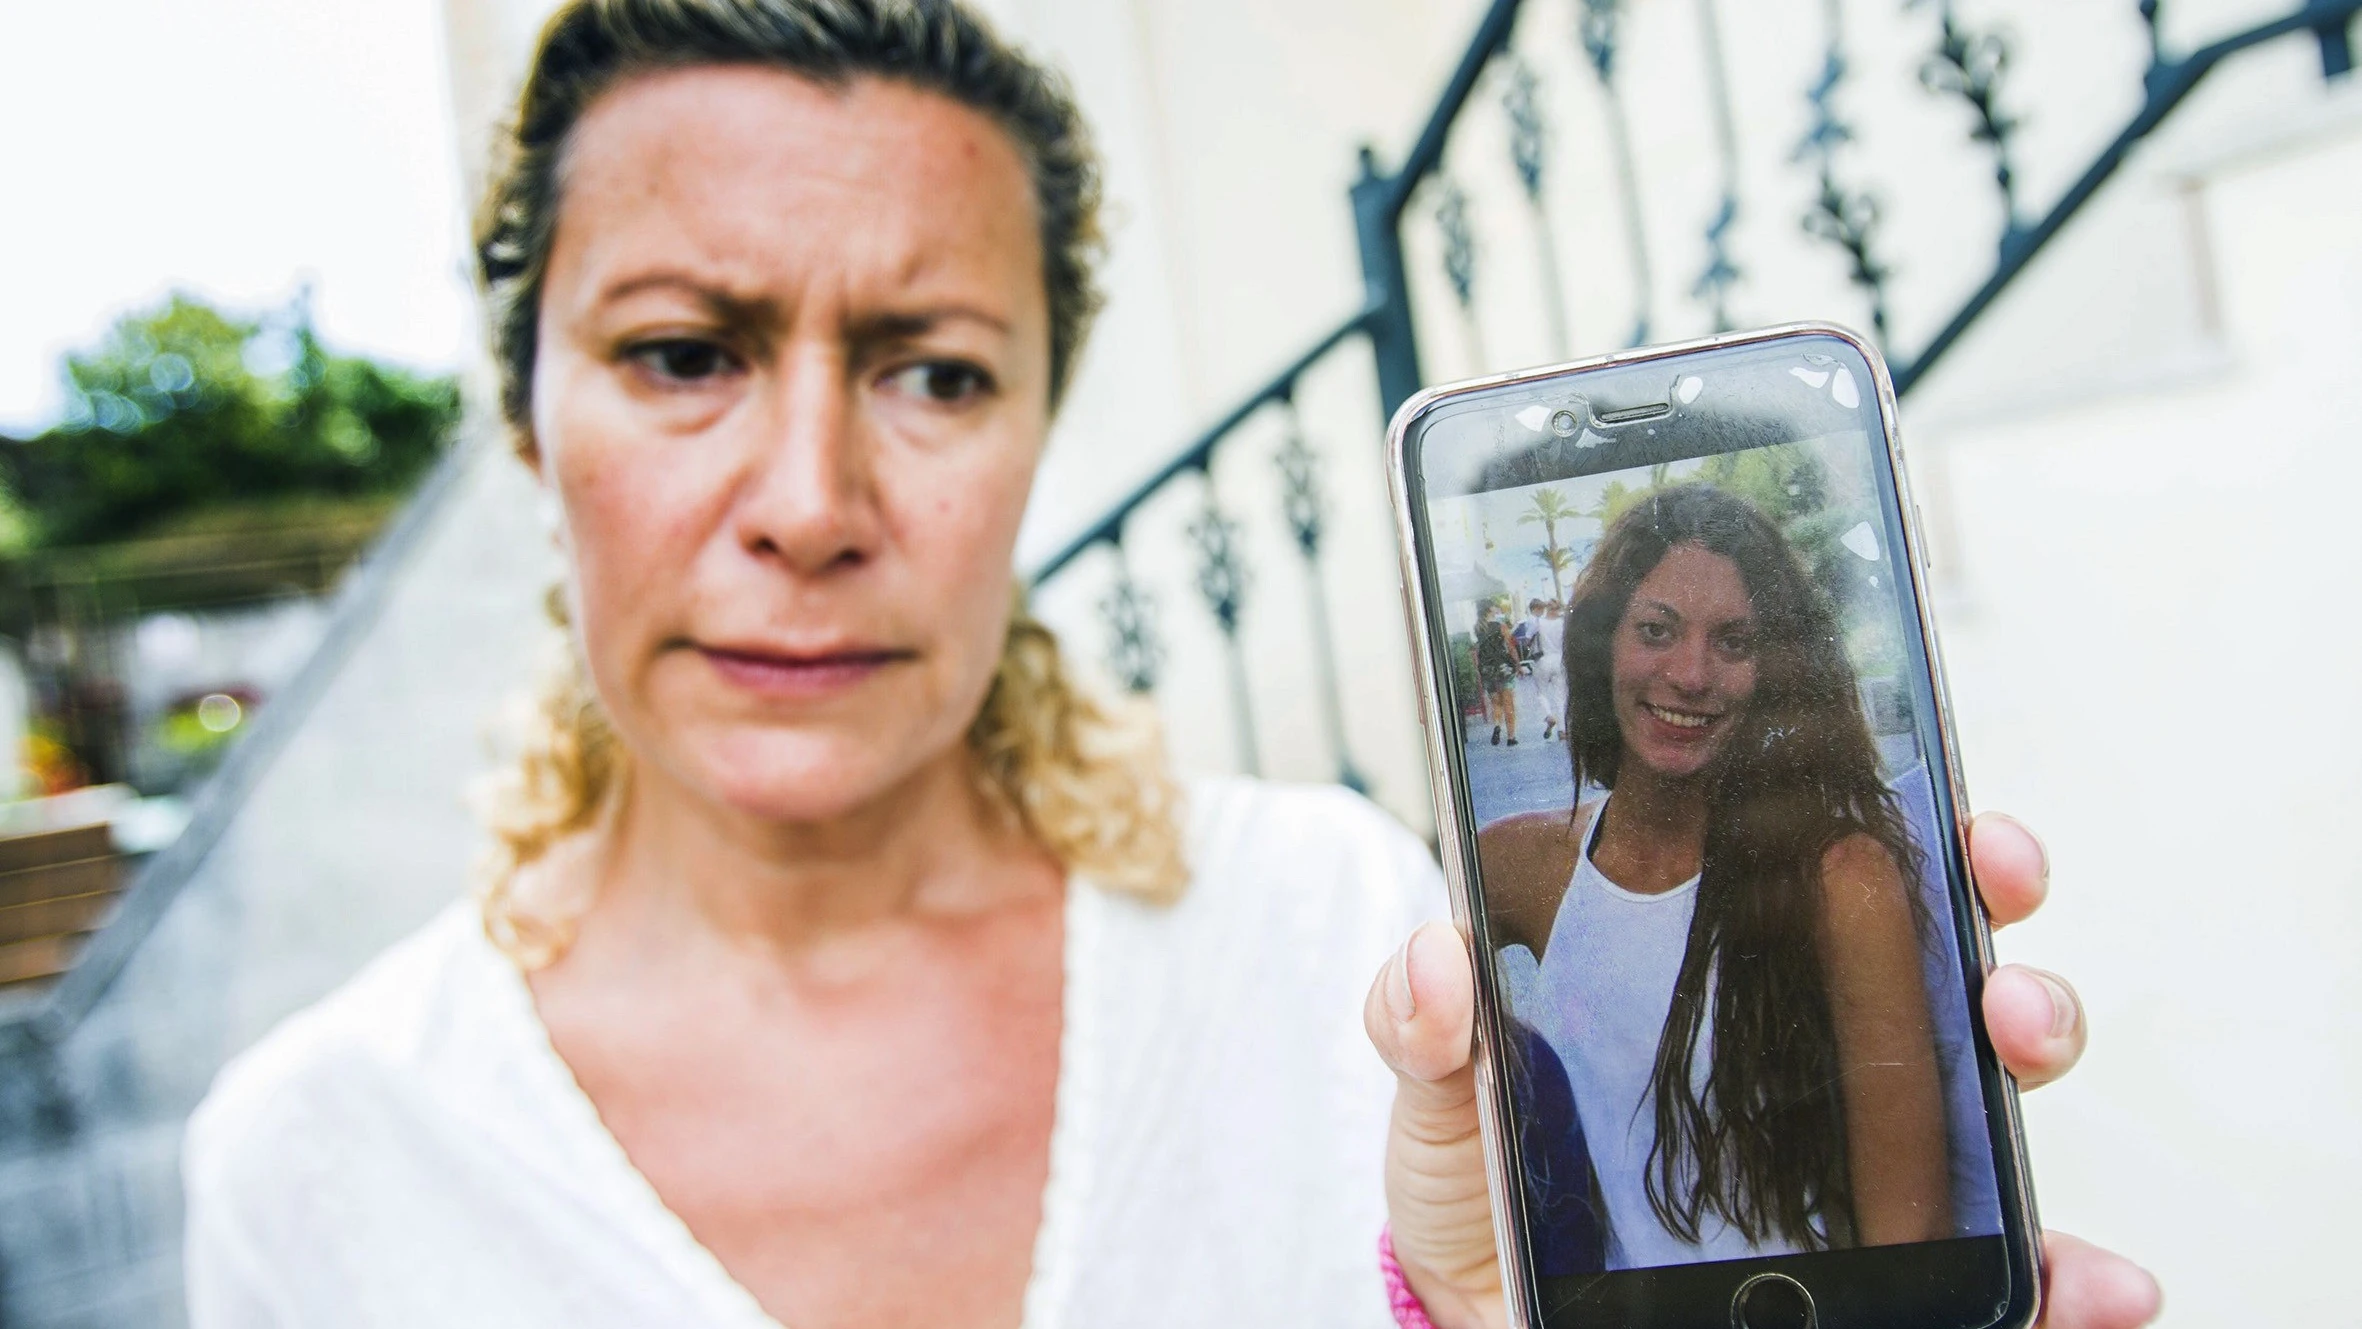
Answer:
1528;799;1809;1270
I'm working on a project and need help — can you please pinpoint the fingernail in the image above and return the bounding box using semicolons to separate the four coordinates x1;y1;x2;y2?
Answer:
1384;935;1418;1023
1995;812;2051;889
2031;830;2051;891
2032;969;2079;1040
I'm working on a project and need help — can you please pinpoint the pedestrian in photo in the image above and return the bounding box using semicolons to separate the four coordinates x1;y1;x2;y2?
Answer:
1517;597;1564;743
1474;599;1521;746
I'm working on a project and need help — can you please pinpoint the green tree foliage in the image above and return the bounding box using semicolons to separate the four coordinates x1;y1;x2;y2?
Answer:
1517;485;1582;602
0;292;458;550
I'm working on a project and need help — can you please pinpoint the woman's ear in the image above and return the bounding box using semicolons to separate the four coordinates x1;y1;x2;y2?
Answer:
507;405;544;467
515;424;564;549
535;487;566;551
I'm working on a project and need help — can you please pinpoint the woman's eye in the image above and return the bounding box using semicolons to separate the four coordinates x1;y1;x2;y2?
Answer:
1715;630;1756;660
882;361;994;406
1635;621;1672;644
628;339;738;383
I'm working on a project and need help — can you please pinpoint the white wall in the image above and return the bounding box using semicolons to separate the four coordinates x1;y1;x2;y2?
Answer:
1918;81;2362;1328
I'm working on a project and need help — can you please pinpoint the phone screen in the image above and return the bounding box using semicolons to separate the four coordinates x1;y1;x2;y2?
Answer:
1403;333;2024;1328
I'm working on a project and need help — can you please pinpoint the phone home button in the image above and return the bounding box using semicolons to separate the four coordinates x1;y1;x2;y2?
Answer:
1730;1272;1816;1329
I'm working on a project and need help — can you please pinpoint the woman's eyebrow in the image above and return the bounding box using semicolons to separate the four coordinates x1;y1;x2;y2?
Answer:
595;270;760;311
594;271;777;325
589;277;1012;347
849;306;1014;343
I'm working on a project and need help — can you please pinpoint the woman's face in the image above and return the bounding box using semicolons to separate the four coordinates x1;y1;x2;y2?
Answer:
1608;542;1760;780
531;67;1053;824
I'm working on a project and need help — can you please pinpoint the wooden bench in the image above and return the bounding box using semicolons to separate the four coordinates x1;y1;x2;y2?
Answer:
0;822;124;994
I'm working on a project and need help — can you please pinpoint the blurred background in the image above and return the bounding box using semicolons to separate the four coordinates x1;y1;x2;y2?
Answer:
0;0;2356;1324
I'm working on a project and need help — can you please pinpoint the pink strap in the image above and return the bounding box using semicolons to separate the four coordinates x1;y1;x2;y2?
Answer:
1378;1224;1439;1329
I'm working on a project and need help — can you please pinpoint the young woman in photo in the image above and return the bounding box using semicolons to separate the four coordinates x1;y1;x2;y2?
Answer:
1481;483;1948;1271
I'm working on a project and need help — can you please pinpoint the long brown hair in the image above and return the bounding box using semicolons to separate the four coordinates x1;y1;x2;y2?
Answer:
1560;483;1922;1249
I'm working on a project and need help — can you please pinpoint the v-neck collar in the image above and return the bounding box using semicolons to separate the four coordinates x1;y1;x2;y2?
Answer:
463;878;1096;1329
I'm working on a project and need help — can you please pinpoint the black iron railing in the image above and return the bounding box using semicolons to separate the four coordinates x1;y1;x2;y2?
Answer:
1026;0;2359;801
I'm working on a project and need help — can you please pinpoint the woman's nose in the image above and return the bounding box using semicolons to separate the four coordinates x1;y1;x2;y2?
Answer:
733;347;886;574
1664;636;1715;694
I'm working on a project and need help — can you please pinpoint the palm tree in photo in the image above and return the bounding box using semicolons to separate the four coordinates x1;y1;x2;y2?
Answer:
1519;486;1581;603
1534;544;1576;601
1591;477;1639;527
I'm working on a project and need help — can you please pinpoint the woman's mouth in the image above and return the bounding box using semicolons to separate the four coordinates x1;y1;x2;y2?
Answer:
1641;701;1723;732
697;645;913;696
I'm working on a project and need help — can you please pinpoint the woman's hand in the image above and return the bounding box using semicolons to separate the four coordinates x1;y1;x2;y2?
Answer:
1363;811;2162;1329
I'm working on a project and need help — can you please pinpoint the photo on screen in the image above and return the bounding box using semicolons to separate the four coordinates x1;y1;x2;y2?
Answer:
1426;426;2006;1278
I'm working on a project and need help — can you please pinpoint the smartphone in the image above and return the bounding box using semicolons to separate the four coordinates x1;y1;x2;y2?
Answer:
1387;324;2041;1329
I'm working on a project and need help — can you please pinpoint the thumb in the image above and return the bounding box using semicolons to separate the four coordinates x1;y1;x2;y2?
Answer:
1365;919;1478;1103
1366;920;1505;1327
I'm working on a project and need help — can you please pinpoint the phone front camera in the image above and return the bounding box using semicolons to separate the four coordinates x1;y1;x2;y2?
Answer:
1548;408;1580;437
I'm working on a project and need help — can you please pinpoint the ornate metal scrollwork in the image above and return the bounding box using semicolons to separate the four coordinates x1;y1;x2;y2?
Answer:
1271;400;1367;791
1187;499;1249;638
1794;1;1893;344
1431;175;1490;367
1097;557;1162;694
1186;485;1261;774
1577;0;1619;78
1501;57;1574;358
1693;0;1745;331
1273;403;1324;560
1576;0;1653;346
1696;196;1742;332
1433;177;1479;313
1502;59;1548;202
1913;0;2025;247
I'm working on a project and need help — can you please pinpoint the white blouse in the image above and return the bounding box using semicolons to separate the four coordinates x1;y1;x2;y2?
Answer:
182;778;1447;1328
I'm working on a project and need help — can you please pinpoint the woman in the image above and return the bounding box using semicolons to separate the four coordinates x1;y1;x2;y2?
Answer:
182;3;2154;1327
1482;484;1947;1270
1472;600;1521;746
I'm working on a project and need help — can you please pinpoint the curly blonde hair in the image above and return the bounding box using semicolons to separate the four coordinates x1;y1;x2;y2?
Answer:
468;0;1187;965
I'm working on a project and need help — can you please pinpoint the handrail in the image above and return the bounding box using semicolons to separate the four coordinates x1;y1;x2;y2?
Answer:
1377;0;1527;222
1897;0;2362;395
1023;0;1530;586
1027;306;1375;583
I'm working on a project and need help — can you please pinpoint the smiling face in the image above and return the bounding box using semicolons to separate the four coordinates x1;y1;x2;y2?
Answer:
530;66;1053;824
1608;542;1761;780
